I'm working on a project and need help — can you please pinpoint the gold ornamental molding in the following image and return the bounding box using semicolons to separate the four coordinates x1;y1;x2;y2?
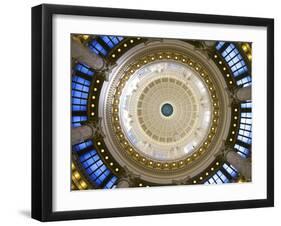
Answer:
111;51;220;171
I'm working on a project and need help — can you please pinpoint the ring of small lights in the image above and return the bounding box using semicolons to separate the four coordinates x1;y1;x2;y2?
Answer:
111;51;220;170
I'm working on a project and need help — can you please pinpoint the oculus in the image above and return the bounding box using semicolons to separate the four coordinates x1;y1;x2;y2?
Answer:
161;103;173;117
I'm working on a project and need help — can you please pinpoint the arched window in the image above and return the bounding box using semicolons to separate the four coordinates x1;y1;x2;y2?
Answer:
72;76;90;112
234;101;252;158
73;140;93;152
237;75;251;87
72;116;87;128
204;170;229;184
73;140;118;188
88;36;124;57
221;43;248;77
75;63;94;76
104;176;118;189
71;63;95;127
89;40;108;56
204;163;239;185
216;42;251;87
216;41;225;50
100;36;123;48
222;163;238;178
237;105;252;145
234;144;250;158
237;112;252;144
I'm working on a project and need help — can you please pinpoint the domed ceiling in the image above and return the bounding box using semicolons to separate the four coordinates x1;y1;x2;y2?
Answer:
71;35;252;190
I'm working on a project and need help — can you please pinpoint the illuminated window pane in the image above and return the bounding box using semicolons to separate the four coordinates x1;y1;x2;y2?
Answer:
241;102;252;109
238;103;252;146
216;41;225;50
75;63;94;76
71;76;91;113
78;147;114;187
73;140;93;152
101;35;124;49
234;144;250;158
218;43;251;85
104;176;118;189
221;43;235;57
223;163;238;178
89;40;107;56
205;170;229;184
72;98;87;105
221;44;248;77
72;116;87;127
237;76;252;87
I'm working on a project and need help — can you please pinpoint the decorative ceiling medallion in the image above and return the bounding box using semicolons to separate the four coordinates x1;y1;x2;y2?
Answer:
111;52;220;170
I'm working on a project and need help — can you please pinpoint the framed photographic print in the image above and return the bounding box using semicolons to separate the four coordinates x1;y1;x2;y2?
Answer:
32;4;274;221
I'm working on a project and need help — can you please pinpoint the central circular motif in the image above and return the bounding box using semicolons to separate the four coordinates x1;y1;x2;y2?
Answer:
161;103;174;117
135;76;198;145
117;60;214;162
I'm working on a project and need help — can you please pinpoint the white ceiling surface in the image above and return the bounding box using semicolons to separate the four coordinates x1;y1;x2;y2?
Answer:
0;0;279;225
120;61;212;161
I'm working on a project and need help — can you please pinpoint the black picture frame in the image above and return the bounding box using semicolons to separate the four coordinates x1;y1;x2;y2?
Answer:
32;3;274;222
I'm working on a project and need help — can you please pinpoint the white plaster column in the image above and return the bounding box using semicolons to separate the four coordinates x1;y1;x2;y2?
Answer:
71;124;95;145
225;149;251;181
203;41;216;48
71;38;105;71
235;85;251;101
116;178;130;188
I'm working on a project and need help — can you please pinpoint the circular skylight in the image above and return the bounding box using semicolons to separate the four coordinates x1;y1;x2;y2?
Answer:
161;103;174;117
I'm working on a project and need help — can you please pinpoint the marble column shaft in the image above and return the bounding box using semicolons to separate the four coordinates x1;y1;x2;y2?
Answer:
235;85;251;101
71;38;105;71
226;150;251;181
116;178;130;188
71;124;95;145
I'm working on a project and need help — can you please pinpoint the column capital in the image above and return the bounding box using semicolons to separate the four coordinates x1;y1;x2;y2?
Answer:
172;176;191;185
213;140;228;159
122;166;141;180
194;41;216;60
144;38;164;46
116;166;141;188
222;145;236;160
87;117;106;138
99;62;117;81
203;41;216;48
116;177;131;188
